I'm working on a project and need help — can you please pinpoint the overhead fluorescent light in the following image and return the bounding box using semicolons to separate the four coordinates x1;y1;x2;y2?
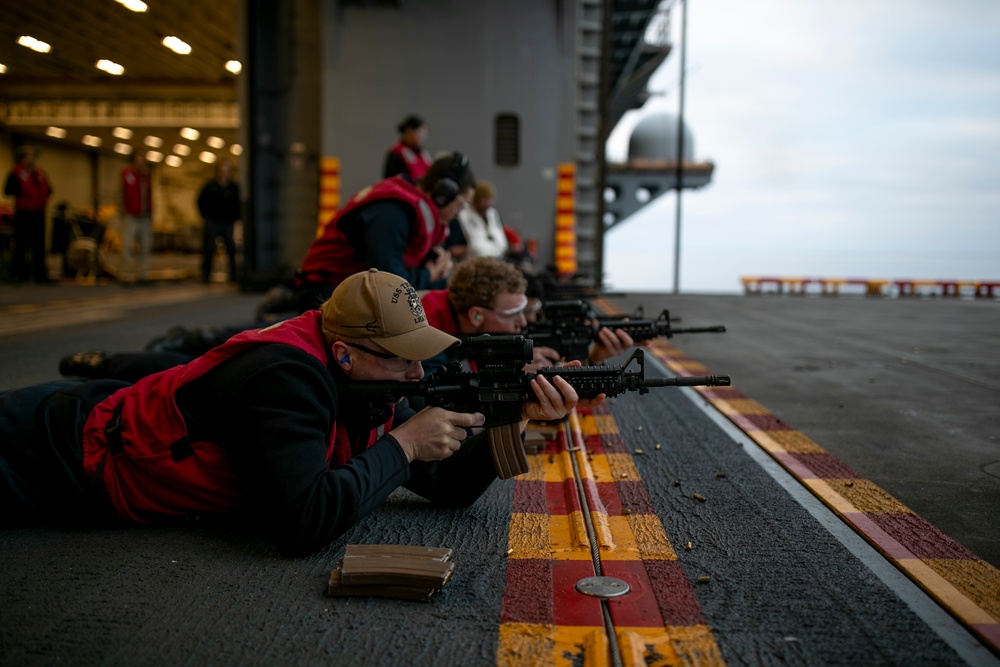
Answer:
114;143;133;155
225;60;242;75
45;126;68;139
82;135;102;147
162;36;192;55
144;135;163;148
115;0;148;11
95;59;125;76
145;151;164;163
206;136;225;149
18;36;51;53
230;144;243;156
173;143;191;156
165;155;183;167
0;64;7;74
180;127;200;141
198;152;217;164
112;127;133;139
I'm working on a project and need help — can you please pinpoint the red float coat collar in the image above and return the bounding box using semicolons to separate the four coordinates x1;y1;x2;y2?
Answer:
389;141;432;180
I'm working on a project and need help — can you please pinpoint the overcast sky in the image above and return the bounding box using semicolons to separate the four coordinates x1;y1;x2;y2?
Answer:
604;0;1000;294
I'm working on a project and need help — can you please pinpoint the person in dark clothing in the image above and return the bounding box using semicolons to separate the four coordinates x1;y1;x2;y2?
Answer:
1;269;581;555
4;145;53;283
383;114;432;180
285;152;474;318
197;160;241;283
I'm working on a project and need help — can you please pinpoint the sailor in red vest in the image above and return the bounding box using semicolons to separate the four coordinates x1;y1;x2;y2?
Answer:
291;152;474;313
4;145;53;283
1;269;582;554
383;114;432;180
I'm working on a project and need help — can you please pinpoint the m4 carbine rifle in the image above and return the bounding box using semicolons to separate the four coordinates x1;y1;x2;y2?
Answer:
526;307;726;363
344;335;730;478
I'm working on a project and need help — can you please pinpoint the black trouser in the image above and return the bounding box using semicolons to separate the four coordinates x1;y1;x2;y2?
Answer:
202;218;238;282
0;381;120;525
11;210;48;282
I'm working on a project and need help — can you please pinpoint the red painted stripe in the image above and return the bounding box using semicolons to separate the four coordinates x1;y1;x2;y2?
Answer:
971;624;1000;649
728;413;796;431
501;558;554;624
615;481;657;516
547;479;583;515
642;559;708;626
699;387;748;401
786;452;861;479
581;477;606;516
771;452;822;479
552;560;604;626
603;560;668;628
584;433;606;454
598;432;629;454
513;479;548;514
844;513;916;560
595;481;624;515
865;513;980;560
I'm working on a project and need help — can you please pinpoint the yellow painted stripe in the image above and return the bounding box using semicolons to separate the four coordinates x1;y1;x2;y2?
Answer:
497;623;555;667
714;398;771;415
557;213;576;226
616;626;725;667
319;192;340;208
550;512;593;559
625;514;678;560
558;163;577;176
897;559;998;624
803;478;862;516
558;179;576;193
508;512;552;559
605;453;641;483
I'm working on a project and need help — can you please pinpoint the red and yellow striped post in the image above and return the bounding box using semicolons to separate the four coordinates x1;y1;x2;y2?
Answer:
555;163;577;276
317;157;341;237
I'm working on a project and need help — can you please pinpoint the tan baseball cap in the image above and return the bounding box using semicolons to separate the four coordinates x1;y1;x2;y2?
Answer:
321;269;459;360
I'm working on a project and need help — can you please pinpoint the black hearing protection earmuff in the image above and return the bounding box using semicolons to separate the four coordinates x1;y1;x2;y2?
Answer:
430;152;469;208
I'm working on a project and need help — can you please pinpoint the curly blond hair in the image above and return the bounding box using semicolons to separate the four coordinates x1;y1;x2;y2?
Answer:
448;258;527;312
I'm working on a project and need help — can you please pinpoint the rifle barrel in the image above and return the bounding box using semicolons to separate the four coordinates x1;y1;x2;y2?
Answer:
645;375;731;387
666;325;726;334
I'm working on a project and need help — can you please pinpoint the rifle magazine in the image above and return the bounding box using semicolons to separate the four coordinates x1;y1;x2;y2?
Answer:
488;423;529;479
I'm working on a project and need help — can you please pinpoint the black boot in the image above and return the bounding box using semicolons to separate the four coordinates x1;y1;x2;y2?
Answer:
59;350;114;379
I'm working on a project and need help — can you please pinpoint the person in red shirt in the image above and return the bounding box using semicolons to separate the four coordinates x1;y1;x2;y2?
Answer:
4;145;53;283
119;153;153;284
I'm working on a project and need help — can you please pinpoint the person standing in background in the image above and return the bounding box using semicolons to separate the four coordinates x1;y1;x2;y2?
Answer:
383;115;432;180
4;145;53;283
197;160;241;284
119;152;152;285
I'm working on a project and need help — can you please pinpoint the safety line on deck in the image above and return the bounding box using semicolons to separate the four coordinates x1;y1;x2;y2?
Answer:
497;409;726;667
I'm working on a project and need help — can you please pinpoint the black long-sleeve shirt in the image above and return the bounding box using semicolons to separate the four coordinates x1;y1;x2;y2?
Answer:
338;199;448;290
50;343;498;554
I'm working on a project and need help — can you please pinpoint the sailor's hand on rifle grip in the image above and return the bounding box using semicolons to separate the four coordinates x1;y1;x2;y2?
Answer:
390;407;485;462
521;373;578;423
588;327;635;366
